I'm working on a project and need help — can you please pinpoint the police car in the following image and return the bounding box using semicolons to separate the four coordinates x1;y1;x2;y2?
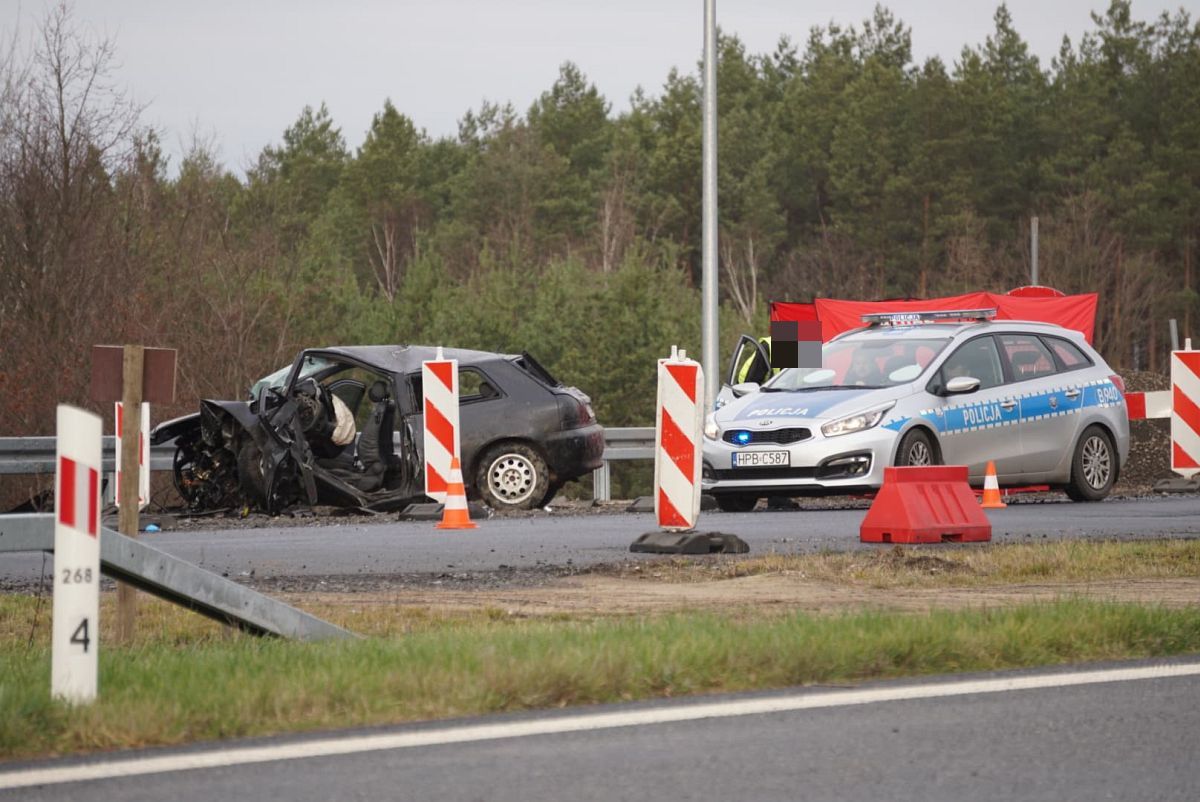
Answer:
702;310;1129;511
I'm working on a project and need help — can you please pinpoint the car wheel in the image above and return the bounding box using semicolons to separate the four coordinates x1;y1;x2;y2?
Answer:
172;441;204;509
236;441;268;506
715;494;758;513
895;429;937;467
1065;425;1116;501
476;443;550;511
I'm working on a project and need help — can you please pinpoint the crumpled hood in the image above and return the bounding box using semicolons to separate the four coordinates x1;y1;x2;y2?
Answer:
718;386;904;425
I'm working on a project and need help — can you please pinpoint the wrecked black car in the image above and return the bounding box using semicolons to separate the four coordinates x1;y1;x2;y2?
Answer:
150;346;605;514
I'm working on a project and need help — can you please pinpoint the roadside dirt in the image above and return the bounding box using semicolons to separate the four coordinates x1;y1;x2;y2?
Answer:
286;573;1200;619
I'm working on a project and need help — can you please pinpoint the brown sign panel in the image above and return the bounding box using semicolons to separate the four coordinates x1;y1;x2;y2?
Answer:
90;346;178;404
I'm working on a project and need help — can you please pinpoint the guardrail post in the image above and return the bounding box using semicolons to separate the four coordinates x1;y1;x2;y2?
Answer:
593;462;610;502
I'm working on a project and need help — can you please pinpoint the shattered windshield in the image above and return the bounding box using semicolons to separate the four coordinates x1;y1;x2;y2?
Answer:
762;337;949;391
249;355;336;402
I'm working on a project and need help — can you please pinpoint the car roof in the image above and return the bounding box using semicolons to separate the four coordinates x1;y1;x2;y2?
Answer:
307;345;516;373
836;319;1087;343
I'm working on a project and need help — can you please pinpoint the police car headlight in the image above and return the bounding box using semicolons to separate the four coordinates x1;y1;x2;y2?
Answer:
820;403;895;438
703;413;719;440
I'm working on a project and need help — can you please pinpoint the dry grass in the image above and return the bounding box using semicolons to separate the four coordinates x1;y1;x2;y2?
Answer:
597;539;1200;588
0;593;522;650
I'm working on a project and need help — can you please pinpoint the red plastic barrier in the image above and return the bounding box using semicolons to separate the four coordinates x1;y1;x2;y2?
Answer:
860;466;992;544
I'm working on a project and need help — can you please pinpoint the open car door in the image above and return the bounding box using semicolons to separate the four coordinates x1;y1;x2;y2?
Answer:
725;335;771;386
716;335;772;408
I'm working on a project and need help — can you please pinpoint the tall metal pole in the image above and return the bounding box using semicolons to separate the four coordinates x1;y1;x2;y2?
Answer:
1031;215;1039;286
701;0;719;407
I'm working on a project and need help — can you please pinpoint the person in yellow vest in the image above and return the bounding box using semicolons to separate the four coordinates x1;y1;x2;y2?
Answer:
736;336;782;385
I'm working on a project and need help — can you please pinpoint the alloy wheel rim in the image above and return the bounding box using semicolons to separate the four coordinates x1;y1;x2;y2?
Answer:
1082;436;1111;490
489;453;536;504
908;441;931;466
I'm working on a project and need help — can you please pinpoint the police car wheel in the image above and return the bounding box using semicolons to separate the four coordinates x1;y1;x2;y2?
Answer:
896;429;937;467
715;494;758;512
1065;425;1115;502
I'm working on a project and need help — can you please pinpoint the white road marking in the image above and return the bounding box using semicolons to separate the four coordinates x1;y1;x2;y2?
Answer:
4;661;1199;790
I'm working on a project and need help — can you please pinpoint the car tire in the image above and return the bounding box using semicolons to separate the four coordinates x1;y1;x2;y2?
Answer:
172;440;204;509
895;428;938;467
1065;425;1116;502
715;494;758;512
237;441;267;503
476;443;550;511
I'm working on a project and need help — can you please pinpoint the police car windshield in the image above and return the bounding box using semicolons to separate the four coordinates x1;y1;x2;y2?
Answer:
763;336;950;391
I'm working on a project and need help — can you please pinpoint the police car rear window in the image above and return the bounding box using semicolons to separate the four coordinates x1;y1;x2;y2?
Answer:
999;335;1057;381
1040;336;1093;371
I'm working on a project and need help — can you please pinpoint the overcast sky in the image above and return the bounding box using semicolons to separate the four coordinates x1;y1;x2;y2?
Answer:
3;0;1197;174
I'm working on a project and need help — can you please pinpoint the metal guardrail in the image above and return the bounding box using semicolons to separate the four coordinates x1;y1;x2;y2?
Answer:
0;513;354;641
595;426;654;502
0;436;175;475
0;428;658;502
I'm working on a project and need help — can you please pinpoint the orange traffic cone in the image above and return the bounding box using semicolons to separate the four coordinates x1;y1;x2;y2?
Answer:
980;460;1007;509
436;456;478;530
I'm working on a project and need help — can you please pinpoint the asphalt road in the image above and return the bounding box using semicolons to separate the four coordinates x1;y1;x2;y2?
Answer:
3;496;1200;586
4;659;1198;801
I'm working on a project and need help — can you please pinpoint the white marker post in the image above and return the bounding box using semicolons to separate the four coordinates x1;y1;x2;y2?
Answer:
654;346;704;531
114;401;150;510
422;346;461;504
1170;341;1200;479
52;405;103;703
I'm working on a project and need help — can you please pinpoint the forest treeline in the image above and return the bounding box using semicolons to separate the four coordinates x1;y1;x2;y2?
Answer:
1;1;1198;440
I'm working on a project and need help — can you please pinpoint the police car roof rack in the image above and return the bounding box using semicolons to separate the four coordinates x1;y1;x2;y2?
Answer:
861;308;997;327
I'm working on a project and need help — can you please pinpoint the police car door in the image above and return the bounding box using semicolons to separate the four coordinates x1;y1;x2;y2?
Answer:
996;334;1079;477
717;335;772;409
928;335;1023;481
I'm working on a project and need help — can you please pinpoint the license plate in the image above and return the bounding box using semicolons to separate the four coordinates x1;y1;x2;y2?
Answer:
732;450;790;468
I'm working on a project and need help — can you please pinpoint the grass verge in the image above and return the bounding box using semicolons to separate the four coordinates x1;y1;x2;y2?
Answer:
605;538;1200;586
3;599;1200;760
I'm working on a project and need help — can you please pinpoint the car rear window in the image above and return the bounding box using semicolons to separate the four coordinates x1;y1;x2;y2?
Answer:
1040;336;1093;371
512;352;562;388
459;368;501;401
999;334;1058;381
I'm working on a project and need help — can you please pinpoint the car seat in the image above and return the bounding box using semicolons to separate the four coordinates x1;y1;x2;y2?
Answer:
322;379;393;492
881;355;911;381
1009;350;1047;378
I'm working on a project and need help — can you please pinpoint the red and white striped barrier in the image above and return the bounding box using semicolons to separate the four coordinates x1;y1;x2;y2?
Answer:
52;405;102;703
1126;391;1172;420
1171;345;1200;477
114;401;150;509
422;347;460;504
654;346;704;531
